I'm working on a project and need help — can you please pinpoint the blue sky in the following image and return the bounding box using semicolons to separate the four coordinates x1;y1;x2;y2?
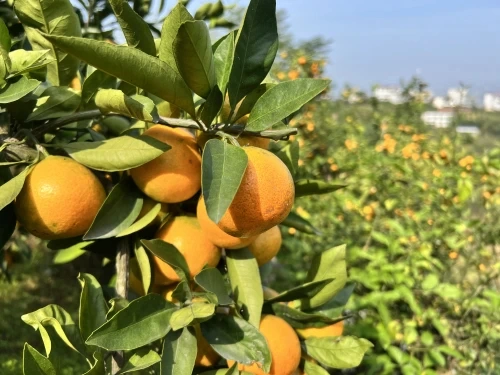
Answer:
176;0;500;97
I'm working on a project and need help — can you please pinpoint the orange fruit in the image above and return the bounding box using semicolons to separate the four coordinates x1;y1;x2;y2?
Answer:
15;156;106;240
195;324;220;367
217;147;294;238
248;226;282;266
130;125;201;203
296;321;344;339
228;315;301;375
197;197;256;249
153;216;221;284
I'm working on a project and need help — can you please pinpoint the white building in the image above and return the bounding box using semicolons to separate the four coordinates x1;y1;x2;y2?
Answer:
433;96;447;109
373;86;404;105
447;87;472;107
484;93;500;112
456;125;480;136
422;111;454;128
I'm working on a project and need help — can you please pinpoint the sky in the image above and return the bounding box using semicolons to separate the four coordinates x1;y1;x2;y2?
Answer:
172;0;500;99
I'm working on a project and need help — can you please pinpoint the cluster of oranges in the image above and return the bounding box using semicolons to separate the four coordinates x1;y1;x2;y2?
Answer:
13;123;339;374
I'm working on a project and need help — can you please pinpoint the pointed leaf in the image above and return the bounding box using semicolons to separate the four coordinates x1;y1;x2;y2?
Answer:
213;31;236;95
117;348;161;374
161;327;197;375
233;83;274;123
109;0;156;56
264;279;334;305
86;294;176;350
0;76;40;104
44;35;195;116
134;244;153;294
227;0;278;108
295;179;346;197
275;140;299;177
117;202;161;237
23;343;56;375
0;19;11;70
200;85;223;126
247;79;330;131
8;49;55;77
78;273;108;342
201;139;248;223
302;245;347;310
304;336;373;369
27;86;80;121
62;134;170;171
226;248;262;328
311;283;356;319
159;3;193;73
53;247;87;264
270;303;344;329
201;314;271;372
170;302;216;331
95;89;159;122
195;267;232;305
0;164;33;211
84;177;143;240
141;239;190;281
14;0;81;86
174;20;215;98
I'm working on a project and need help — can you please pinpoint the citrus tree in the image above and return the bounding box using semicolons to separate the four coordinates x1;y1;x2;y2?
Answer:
0;0;372;374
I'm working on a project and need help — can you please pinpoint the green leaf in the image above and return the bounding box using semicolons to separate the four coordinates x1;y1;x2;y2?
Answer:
195;267;232;305
281;211;321;235
81;69;117;109
233;83;274;123
310;283;356;319
109;0;156;56
247;79;330;131
27;86;80;121
295;179;346;198
106;298;130;320
421;274;439;290
305;336;373;369
208;0;224;17
117;348;161;374
51;240;93;264
161;327;197;375
270;303;344;329
213;31;236;95
159;3;193;74
0;19;11;70
429;350;446;367
86;294;176;350
303;360;330;375
302;245;347;310
0;76;41;104
201;139;248;223
78;273;108;342
141;239;190;281
83;352;105;375
194;3;212;20
200;85;223;126
21;304;86;357
226;248;262;328
118;201;161;237
44;35;195;116
8;49;54;77
275;141;299;177
170;302;216;331
134;244;153;294
227;0;278;108
420;331;434;346
0;164;34;211
0;203;16;250
84;177;143;240
201;314;271;372
14;0;81;86
174;20;215;98
62;134;170;172
95;89;159;122
23;343;56;375
264;279;334;305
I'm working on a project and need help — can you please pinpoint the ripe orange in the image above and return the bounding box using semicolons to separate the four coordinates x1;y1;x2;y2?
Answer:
153;216;221;284
248;226;282;266
197;197;256;249
15;156;106;240
296;320;344;339
228;315;301;375
195;324;220;367
218;147;294;238
130;125;201;203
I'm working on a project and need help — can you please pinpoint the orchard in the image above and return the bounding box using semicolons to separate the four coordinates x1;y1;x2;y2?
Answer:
0;0;371;374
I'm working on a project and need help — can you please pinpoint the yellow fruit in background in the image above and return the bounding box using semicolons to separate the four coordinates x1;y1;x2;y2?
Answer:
248;226;282;266
195;324;221;367
130;125;201;203
161;283;179;303
153;216;221;285
197;197;256;249
228;315;301;375
15;156;106;240
218;147;295;238
296;320;344;339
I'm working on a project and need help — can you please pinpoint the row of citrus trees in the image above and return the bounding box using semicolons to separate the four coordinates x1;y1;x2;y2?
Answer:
268;46;500;374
